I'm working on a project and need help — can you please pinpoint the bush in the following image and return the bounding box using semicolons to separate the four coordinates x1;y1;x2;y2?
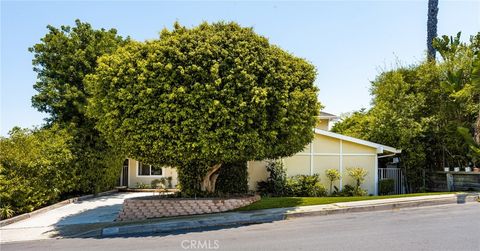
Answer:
151;179;166;189
0;126;75;216
257;160;288;196
379;179;395;195
286;174;327;197
216;161;249;195
331;184;366;197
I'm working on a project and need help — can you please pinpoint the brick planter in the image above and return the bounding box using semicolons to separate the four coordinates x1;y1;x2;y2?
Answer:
116;195;260;222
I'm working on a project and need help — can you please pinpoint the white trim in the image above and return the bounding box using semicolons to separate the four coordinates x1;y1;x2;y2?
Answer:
295;153;376;156
309;142;313;175
135;161;165;178
374;157;379;195
314;129;401;154
339;139;343;189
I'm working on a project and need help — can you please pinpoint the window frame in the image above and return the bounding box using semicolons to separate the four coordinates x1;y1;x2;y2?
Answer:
136;162;164;177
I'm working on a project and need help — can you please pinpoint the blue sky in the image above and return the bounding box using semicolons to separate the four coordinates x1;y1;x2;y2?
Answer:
1;1;479;136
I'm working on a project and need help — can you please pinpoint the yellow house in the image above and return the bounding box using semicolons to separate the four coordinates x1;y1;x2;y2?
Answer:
121;111;400;195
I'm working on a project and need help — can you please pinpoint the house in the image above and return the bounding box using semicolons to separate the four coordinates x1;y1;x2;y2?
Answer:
120;111;401;195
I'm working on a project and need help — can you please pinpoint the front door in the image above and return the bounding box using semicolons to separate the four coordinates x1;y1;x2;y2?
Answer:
121;159;129;187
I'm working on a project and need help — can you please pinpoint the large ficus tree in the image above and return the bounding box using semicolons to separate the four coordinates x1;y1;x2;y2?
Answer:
86;22;320;193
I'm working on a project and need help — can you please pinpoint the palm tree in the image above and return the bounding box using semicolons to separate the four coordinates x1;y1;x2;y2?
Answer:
427;0;439;61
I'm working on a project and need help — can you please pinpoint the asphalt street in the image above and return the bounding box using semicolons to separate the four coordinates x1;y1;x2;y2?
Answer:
2;203;479;251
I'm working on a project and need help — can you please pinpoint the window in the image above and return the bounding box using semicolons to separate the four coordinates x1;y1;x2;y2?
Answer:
138;162;163;176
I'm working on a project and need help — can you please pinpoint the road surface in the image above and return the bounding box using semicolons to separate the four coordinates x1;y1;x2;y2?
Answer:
2;203;479;251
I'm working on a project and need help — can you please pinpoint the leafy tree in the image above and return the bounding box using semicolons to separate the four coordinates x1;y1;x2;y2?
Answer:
0;126;74;216
29;20;127;193
333;32;480;191
86;22;321;193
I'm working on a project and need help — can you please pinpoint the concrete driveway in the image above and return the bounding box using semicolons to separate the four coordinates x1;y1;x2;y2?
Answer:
0;192;152;243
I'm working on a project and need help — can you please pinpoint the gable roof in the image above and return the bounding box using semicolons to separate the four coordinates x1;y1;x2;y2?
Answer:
314;129;401;154
318;111;340;120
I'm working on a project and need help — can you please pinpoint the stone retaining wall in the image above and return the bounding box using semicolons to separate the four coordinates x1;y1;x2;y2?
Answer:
116;195;260;222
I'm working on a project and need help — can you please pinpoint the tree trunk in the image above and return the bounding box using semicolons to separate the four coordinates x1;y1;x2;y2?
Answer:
200;164;222;193
427;0;439;61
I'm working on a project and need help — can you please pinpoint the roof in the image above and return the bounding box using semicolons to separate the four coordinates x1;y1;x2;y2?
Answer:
314;129;402;154
318;111;340;120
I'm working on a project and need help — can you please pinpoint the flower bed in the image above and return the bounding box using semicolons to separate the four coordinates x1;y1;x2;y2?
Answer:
116;195;260;221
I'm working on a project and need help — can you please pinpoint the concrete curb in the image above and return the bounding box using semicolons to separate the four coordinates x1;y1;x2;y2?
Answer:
100;193;479;237
0;189;118;227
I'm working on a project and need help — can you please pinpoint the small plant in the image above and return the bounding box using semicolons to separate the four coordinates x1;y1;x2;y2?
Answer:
0;205;15;220
286;174;326;197
379;179;395;195
136;182;151;189
347;167;368;196
325;169;341;195
257;160;288;196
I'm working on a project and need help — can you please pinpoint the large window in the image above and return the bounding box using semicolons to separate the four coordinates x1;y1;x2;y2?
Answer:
138;162;163;176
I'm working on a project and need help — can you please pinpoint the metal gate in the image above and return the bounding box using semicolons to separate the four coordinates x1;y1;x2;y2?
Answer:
378;168;406;194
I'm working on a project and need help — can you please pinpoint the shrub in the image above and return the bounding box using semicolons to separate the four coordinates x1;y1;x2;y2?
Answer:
151;178;167;189
0;205;14;220
330;184;365;197
216;161;249;195
325;169;341;195
136;182;151;189
379;179;395;195
0;126;75;217
257;160;288;196
286;174;326;197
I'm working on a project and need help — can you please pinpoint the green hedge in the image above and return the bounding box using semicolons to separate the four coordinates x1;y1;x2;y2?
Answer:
216;161;248;195
0;127;75;218
379;179;395;195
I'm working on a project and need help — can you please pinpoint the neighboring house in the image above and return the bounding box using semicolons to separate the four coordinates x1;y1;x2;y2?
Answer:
120;111;401;195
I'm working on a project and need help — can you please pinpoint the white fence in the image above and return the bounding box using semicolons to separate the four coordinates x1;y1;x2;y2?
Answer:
378;168;406;194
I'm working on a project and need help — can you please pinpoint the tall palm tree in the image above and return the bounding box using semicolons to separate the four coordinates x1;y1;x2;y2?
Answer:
427;0;439;61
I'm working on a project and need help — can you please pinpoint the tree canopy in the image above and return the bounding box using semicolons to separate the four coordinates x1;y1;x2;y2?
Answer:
29;20;127;193
86;22;320;193
333;32;480;191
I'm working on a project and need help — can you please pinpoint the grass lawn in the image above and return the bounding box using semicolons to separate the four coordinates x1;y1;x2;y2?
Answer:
237;192;456;211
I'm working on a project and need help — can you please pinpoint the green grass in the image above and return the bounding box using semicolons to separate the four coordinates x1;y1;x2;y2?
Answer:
237;192;456;211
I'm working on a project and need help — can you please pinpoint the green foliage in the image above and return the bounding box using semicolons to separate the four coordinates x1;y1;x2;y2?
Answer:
325;168;341;194
0;205;14;220
136;182;151;189
347;167;368;187
286;174;327;197
333;32;480;192
0;126;75;216
30;19;127;124
216;161;249;195
333;184;367;197
85;22;321;193
257;160;288;196
177;163;207;196
151;178;166;189
379;179;395;195
29;20;127;195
